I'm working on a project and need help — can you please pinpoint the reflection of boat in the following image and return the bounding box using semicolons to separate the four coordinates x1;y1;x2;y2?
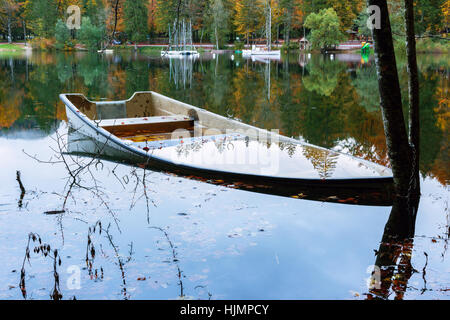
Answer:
98;49;114;54
61;92;394;205
161;50;199;58
251;55;280;63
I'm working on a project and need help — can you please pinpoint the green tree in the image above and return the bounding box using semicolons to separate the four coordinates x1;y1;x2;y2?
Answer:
304;8;345;51
123;0;148;42
78;17;104;50
414;0;445;35
155;0;188;33
208;0;229;49
355;9;371;39
24;0;58;38
54;19;71;50
83;0;106;26
278;0;294;45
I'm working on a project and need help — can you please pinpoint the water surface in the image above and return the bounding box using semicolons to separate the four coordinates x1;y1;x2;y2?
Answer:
0;51;448;299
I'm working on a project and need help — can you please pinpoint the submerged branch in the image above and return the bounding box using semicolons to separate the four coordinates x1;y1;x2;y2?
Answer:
16;170;26;208
150;226;185;298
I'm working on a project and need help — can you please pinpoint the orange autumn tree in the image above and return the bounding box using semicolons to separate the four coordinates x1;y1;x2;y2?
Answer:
443;0;450;32
234;0;264;44
148;0;157;34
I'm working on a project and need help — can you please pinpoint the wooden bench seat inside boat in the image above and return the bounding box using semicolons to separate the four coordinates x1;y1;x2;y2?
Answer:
98;115;195;137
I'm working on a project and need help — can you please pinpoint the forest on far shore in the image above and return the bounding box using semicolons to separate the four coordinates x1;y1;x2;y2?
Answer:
0;0;448;51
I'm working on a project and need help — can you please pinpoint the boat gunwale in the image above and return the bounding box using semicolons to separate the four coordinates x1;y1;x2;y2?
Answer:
60;92;394;186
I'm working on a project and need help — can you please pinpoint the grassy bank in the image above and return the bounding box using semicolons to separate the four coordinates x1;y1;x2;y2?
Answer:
138;46;164;54
395;38;450;54
0;43;26;51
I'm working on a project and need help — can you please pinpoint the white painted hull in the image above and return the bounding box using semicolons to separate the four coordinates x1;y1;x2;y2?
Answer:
98;49;114;54
242;49;281;57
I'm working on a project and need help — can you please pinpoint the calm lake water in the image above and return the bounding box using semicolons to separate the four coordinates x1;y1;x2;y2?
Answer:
0;50;448;299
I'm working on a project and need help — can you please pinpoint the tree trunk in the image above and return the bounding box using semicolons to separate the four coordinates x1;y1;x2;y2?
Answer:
215;27;219;50
23;20;27;45
368;195;419;299
404;0;421;197
285;22;290;45
368;0;412;197
7;15;12;44
112;0;120;41
366;0;422;299
277;24;279;44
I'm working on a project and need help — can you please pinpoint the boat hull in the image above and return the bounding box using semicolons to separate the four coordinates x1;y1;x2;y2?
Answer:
61;92;394;205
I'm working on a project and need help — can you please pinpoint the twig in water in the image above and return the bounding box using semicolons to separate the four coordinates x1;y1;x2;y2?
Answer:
16;171;26;208
150;226;185;298
421;252;428;294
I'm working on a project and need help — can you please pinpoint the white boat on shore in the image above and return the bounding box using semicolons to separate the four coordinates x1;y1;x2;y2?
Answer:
242;46;280;57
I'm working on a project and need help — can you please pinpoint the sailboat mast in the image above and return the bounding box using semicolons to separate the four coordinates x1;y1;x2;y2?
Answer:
183;22;185;51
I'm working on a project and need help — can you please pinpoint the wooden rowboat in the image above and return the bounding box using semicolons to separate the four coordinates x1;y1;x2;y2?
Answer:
60;92;394;206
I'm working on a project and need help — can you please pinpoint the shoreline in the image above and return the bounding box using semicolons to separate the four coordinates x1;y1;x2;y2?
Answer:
1;42;448;55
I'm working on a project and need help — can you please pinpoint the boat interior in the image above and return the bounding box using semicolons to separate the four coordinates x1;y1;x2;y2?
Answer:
65;92;284;145
66;92;212;143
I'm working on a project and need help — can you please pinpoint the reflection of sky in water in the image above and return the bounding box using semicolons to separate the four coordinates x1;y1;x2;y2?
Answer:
0;125;448;299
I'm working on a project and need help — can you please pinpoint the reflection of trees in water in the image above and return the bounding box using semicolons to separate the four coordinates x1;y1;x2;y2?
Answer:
231;66;262;124
302;146;338;180
169;57;195;90
302;55;345;97
278;142;297;158
0;54;64;133
125;55;150;98
366;196;420;300
352;64;380;113
198;54;234;117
